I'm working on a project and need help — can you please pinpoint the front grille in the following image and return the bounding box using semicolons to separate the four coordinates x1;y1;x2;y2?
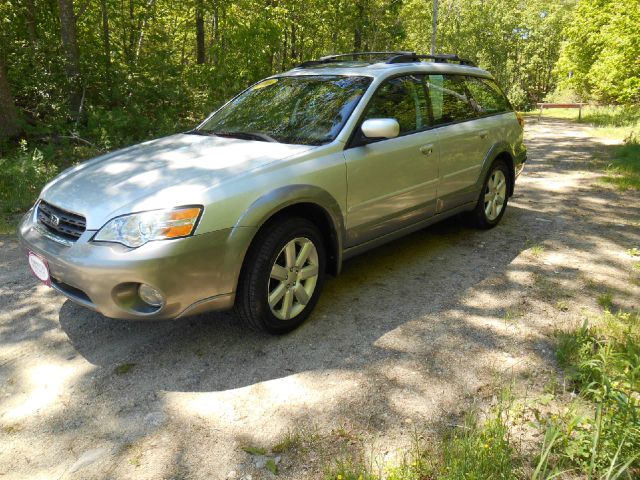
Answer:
37;200;86;241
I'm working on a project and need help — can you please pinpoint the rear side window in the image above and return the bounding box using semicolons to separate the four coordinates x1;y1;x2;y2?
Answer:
363;75;428;135
465;77;511;115
427;74;476;125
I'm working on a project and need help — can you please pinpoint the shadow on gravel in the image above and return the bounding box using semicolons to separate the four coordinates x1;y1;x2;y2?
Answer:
56;205;544;394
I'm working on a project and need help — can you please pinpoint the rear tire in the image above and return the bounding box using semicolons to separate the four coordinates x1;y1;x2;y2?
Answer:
471;160;510;229
234;217;326;334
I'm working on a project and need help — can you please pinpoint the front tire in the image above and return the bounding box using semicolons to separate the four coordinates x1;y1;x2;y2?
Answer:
471;160;510;229
235;217;326;334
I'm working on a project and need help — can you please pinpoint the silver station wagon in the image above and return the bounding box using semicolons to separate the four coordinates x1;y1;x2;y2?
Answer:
19;51;526;334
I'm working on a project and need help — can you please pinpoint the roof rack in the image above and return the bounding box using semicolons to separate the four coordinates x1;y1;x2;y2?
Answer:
296;51;477;68
296;51;413;68
387;52;476;66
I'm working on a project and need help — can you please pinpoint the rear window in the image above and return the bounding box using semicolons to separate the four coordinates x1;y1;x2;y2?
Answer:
465;77;511;115
427;74;477;125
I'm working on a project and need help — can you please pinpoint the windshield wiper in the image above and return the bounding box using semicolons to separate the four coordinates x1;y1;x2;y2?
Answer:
184;129;215;136
210;131;279;143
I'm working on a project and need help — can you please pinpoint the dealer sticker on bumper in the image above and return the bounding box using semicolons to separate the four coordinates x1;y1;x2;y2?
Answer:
28;251;51;286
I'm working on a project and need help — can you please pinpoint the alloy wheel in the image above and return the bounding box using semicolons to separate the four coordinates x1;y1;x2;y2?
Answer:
484;170;507;221
268;237;319;320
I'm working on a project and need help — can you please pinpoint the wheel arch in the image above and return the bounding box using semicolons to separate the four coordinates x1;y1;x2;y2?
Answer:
233;185;345;277
479;143;516;197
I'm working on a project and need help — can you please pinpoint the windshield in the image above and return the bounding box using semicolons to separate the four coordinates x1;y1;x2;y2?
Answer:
197;75;372;146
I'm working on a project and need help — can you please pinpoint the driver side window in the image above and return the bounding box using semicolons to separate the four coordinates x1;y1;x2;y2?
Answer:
363;75;427;136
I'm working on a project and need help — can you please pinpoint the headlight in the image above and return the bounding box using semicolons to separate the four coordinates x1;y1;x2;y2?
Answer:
93;206;202;248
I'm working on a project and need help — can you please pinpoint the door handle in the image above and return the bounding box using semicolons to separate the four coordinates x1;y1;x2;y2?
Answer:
479;131;489;139
419;144;433;156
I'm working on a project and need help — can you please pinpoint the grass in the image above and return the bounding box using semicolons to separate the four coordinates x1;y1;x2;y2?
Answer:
602;133;640;191
597;292;614;310
242;446;267;456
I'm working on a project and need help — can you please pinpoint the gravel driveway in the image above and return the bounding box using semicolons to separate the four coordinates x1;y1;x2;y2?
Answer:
1;119;638;479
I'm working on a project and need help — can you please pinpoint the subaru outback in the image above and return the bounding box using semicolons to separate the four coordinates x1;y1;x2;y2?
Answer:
18;51;526;334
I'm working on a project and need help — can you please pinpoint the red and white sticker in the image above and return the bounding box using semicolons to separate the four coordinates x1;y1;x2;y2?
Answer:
28;251;50;286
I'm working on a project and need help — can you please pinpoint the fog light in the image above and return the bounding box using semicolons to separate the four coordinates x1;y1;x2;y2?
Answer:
138;284;164;308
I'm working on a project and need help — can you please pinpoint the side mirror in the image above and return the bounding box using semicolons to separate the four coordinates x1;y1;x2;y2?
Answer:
361;118;400;139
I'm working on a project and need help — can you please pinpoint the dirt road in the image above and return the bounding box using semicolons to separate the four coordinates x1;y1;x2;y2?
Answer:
1;119;638;479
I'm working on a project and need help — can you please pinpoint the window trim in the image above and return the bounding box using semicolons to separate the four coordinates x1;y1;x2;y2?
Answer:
463;75;513;118
345;72;511;150
346;73;435;149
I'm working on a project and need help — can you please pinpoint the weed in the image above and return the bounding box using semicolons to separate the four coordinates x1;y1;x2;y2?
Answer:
242;446;267;456
529;244;546;257
265;458;278;474
597;292;614;310
628;247;640;257
114;363;136;375
553;311;640;474
503;308;524;324
556;300;569;312
273;425;321;454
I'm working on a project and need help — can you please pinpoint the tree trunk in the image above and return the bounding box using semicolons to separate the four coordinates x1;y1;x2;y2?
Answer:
57;0;83;120
0;55;21;140
210;2;219;65
24;0;38;49
100;0;112;99
196;0;205;64
353;0;365;51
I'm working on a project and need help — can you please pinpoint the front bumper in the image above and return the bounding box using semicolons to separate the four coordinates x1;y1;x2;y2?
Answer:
18;209;256;320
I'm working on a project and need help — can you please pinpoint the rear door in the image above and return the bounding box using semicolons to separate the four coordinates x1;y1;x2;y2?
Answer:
344;74;440;247
427;74;492;210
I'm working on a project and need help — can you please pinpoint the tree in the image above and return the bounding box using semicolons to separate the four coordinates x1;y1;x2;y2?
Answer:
0;54;20;139
195;0;205;64
556;0;640;104
100;0;112;99
57;0;83;120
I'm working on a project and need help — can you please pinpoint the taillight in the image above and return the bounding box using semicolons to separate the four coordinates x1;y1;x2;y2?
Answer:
516;111;525;129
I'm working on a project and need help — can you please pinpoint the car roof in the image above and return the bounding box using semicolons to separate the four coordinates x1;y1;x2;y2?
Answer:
276;60;494;81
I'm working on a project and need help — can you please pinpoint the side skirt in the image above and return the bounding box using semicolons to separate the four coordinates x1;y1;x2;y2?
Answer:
341;201;476;262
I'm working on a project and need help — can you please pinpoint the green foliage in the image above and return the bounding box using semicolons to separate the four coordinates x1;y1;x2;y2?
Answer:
0;140;57;215
437;411;516;479
603;132;640;191
553;311;640;474
556;0;640;104
242;446;267;456
402;0;574;109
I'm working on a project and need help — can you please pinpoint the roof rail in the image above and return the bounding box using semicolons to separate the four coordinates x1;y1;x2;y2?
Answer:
387;53;477;66
296;51;413;68
295;51;477;68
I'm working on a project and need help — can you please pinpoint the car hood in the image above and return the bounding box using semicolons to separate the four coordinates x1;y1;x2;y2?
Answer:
40;133;313;229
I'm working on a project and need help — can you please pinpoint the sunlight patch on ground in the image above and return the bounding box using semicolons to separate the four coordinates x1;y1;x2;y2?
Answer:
2;362;90;422
165;370;361;440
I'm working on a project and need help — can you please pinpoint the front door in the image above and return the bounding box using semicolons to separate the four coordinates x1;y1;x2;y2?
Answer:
344;75;440;247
